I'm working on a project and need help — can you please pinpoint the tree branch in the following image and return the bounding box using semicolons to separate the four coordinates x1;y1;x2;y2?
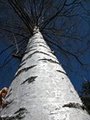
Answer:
44;33;84;65
8;0;33;34
40;0;67;30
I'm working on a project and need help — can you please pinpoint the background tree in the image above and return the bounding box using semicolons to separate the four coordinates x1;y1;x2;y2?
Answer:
81;80;90;114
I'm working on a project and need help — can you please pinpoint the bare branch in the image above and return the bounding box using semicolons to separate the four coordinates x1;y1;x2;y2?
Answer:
44;33;84;65
65;0;81;6
40;0;67;30
8;0;33;34
0;27;29;38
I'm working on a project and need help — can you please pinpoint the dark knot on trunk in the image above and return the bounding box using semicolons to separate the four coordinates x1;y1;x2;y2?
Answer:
33;26;39;34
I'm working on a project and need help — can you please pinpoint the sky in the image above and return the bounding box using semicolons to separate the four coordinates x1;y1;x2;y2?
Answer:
0;38;20;88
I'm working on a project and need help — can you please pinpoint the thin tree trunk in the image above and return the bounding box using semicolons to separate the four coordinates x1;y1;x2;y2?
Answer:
0;29;90;120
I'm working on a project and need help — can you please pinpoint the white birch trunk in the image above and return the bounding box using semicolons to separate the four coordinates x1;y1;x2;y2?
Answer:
0;29;90;120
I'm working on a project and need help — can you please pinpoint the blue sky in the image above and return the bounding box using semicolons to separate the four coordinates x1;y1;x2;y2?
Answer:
0;39;20;88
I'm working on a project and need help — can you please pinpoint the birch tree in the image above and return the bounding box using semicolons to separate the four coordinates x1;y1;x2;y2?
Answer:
0;0;90;119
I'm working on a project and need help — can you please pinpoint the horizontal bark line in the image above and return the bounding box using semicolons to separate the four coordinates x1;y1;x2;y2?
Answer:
5;92;12;99
63;102;86;110
28;41;46;47
25;44;50;53
21;76;38;85
19;62;26;67
22;51;56;62
28;41;45;44
39;44;50;50
25;48;54;56
38;58;60;65
15;65;37;77
27;42;50;50
24;48;36;54
5;99;14;107
30;36;44;41
56;70;68;76
0;107;27;120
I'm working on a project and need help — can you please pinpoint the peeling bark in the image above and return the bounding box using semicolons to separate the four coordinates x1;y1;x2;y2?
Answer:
0;108;28;120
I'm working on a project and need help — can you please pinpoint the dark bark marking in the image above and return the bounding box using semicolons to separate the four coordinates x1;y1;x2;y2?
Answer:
19;62;26;68
5;99;14;109
0;116;15;120
56;70;67;76
39;44;49;50
48;50;55;54
70;90;74;94
25;45;37;51
8;88;12;94
28;42;45;48
6;88;12;98
27;45;34;50
6;93;12;99
31;41;45;45
27;44;38;50
31;36;37;41
39;58;59;64
28;43;48;50
21;76;37;85
0;108;27;120
22;52;36;62
63;102;86;110
24;44;50;57
23;51;55;62
15;65;36;77
14;108;27;114
32;36;43;39
36;51;55;59
25;48;36;54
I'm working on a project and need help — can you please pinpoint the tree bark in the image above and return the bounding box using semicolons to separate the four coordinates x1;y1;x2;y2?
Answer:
0;29;90;120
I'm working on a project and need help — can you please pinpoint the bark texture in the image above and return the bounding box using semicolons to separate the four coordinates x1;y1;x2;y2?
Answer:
0;30;90;120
